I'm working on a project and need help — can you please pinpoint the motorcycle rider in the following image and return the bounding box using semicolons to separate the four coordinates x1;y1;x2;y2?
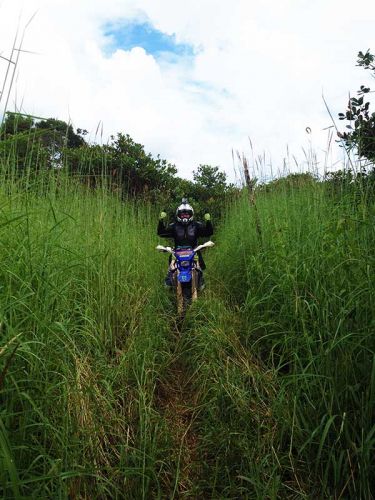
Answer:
157;199;213;288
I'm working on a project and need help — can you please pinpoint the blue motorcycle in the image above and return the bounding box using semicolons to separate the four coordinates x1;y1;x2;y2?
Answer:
156;241;215;315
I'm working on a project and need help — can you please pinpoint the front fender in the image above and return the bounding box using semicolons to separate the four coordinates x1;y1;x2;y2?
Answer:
178;270;192;283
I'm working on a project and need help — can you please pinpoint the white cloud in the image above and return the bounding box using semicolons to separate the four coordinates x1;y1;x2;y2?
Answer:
1;0;375;181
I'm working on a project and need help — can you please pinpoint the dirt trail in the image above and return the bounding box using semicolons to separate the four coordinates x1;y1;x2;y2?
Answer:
156;348;202;498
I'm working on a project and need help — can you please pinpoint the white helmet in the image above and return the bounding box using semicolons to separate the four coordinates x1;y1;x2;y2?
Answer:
176;198;194;224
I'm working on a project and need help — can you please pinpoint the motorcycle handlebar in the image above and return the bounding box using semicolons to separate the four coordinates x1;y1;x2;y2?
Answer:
156;241;215;254
156;245;174;254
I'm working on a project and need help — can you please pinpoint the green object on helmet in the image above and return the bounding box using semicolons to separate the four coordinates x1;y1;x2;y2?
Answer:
204;213;211;221
159;211;167;220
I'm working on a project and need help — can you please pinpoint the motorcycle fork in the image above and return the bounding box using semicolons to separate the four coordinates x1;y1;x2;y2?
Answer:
191;268;198;301
176;280;183;316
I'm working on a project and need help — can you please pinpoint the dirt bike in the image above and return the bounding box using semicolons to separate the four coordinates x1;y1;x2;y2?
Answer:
156;241;215;315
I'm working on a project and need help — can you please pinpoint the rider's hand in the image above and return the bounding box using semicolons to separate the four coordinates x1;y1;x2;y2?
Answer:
204;213;211;221
159;211;167;220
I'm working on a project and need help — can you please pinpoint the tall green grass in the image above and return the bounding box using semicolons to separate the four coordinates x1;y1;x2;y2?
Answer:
0;167;176;498
194;178;375;498
1;138;374;498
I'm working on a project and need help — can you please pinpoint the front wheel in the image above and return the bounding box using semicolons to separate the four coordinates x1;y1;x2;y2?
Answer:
176;270;198;316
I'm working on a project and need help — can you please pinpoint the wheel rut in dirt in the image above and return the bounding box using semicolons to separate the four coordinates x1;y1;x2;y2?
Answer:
156;345;202;497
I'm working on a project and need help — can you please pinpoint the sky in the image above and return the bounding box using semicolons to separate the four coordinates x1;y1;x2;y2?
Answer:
0;0;374;182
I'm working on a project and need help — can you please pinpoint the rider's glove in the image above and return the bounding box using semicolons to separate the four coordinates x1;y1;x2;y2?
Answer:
204;213;211;221
159;211;167;220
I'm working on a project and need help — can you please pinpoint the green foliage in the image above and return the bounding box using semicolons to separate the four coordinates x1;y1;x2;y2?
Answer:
338;50;375;163
0;148;374;497
0;112;87;170
180;300;291;497
192;164;236;218
209;179;375;497
0;128;50;172
324;166;375;203
193;164;227;192
35;117;87;149
160;164;237;222
1;112;87;149
1;112;34;135
258;172;318;193
0;173;173;498
65;133;177;198
109;132;177;195
1;112;237;218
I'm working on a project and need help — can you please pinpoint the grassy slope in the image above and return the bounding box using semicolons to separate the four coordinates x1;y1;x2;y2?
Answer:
0;174;175;498
195;181;374;498
0;169;374;498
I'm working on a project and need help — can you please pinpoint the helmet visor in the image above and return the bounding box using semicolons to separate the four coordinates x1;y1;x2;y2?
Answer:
180;211;192;219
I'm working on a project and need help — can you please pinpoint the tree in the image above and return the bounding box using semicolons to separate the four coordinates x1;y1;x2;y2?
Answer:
338;50;375;164
1;113;87;147
35;118;87;150
1;112;34;135
66;132;177;198
191;164;235;219
193;164;228;193
102;133;177;196
0;112;87;169
156;165;237;222
0;111;238;214
258;172;318;192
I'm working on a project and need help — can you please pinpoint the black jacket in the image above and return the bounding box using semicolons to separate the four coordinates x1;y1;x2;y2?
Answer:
157;219;213;269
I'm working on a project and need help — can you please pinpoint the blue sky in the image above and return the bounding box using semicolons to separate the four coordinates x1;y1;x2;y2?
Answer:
104;21;195;59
